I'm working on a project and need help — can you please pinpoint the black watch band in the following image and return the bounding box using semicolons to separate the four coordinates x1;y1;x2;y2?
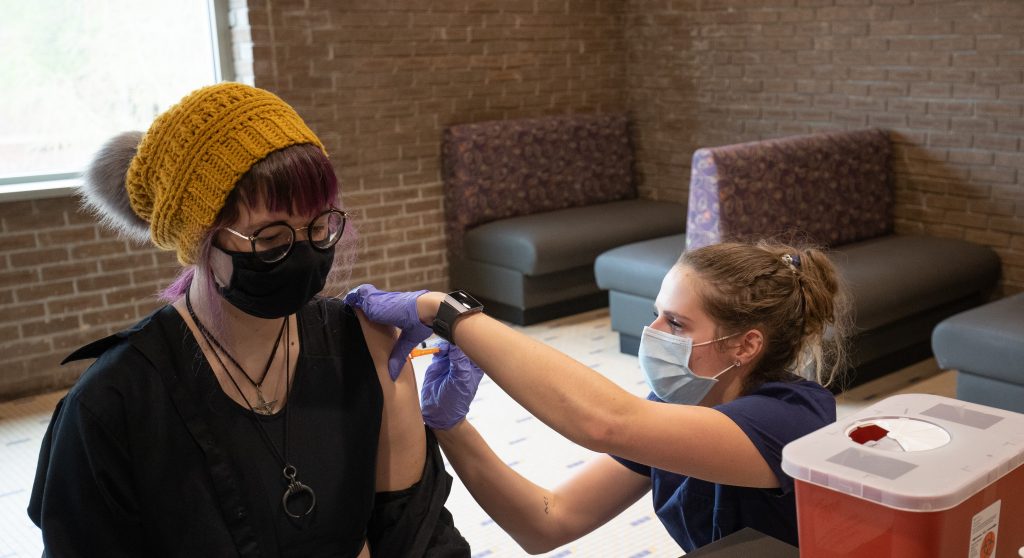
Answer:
432;290;484;342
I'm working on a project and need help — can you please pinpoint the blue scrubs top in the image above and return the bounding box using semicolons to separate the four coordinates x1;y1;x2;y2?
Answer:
612;377;835;551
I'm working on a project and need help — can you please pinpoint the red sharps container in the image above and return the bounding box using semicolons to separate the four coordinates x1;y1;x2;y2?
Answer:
782;394;1024;557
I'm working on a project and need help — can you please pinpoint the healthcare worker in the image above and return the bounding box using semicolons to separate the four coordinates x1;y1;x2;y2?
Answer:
347;240;853;552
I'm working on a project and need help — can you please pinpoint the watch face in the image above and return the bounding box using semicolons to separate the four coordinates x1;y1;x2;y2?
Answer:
447;290;483;311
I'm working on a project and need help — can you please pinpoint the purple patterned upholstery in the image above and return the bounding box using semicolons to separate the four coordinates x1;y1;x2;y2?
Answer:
686;129;893;250
442;114;634;255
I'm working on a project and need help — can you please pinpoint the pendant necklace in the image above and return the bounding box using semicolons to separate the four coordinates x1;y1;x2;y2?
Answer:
185;291;317;519
186;296;287;415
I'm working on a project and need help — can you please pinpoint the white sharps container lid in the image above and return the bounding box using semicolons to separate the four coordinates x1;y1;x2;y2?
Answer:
781;393;1024;512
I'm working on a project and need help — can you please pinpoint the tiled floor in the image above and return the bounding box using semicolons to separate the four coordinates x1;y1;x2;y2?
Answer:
0;308;955;557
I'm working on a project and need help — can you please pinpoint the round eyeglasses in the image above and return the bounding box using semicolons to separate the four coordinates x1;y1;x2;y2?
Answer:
223;208;347;263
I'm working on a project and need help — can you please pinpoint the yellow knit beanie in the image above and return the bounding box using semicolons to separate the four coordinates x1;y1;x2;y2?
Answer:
125;82;324;265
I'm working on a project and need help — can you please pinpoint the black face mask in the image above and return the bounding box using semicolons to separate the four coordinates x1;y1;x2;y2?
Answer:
216;243;335;319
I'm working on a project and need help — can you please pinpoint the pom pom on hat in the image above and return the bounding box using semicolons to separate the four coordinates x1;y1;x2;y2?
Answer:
80;131;151;244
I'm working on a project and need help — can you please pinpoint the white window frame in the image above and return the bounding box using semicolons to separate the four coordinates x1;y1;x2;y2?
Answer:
0;0;235;203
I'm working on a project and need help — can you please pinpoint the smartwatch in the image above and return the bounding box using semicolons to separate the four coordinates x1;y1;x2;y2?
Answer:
432;290;484;342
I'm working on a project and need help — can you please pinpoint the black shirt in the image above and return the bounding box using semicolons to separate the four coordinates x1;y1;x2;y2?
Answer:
29;298;384;557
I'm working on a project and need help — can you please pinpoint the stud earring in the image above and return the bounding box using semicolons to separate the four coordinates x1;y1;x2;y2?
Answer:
734;360;742;368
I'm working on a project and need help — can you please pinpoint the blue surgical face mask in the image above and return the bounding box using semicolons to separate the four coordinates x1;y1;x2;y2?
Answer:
637;326;739;405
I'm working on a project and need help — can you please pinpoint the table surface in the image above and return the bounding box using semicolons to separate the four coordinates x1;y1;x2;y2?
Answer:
683;528;799;558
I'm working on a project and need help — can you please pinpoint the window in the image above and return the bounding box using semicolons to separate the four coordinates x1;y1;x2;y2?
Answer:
0;0;234;200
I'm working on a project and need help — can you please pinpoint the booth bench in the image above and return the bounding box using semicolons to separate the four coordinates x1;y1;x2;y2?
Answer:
442;114;685;324
595;129;1001;385
932;293;1024;413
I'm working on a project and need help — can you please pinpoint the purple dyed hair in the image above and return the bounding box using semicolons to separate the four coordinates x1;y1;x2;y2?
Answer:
160;143;356;308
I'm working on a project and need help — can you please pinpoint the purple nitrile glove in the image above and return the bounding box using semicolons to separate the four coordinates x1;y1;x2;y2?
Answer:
344;284;431;381
421;341;484;430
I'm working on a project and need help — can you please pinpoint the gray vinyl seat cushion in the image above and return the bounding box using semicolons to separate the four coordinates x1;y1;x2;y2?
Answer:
463;199;685;276
831;235;1002;331
932;293;1024;386
595;234;686;297
595;233;1002;333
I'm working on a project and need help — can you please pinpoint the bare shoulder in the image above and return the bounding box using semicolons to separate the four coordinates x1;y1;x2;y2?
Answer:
353;307;399;358
351;307;426;489
351;308;416;386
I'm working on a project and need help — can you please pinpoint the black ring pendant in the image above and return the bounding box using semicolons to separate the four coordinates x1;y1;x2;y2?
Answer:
281;464;316;519
187;292;315;520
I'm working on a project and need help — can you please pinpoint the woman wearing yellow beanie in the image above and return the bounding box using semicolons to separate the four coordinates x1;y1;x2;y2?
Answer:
28;83;469;557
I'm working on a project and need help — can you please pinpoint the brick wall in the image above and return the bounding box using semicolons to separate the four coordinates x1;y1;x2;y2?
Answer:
247;0;627;293
0;197;183;398
3;0;1022;400
0;1;627;400
626;0;1024;293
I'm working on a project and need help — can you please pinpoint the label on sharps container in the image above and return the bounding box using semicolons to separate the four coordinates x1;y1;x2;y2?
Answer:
968;500;1000;558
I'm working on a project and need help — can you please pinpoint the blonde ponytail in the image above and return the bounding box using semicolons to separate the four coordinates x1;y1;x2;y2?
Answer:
679;241;853;391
